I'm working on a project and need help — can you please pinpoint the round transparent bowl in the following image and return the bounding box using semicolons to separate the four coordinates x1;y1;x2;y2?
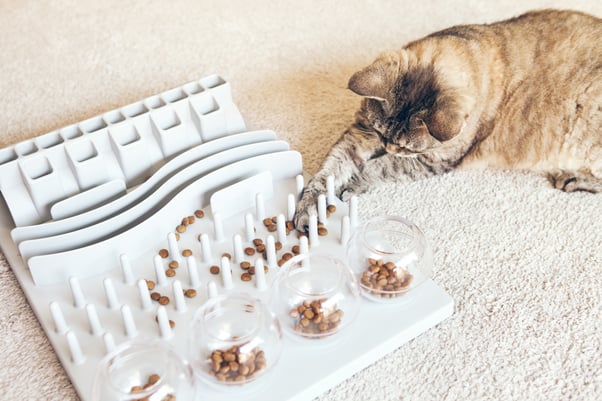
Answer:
188;293;282;389
346;215;433;303
271;253;361;341
91;339;198;401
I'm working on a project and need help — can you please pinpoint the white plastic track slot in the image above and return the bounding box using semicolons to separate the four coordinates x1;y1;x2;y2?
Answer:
19;141;291;261
12;130;277;245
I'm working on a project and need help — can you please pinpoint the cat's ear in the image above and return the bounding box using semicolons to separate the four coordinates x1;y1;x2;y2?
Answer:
347;51;406;103
423;93;470;141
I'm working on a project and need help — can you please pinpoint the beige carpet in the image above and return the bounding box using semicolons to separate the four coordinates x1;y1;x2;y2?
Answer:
1;0;601;400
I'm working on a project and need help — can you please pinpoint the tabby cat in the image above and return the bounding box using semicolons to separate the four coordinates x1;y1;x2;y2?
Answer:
294;9;601;230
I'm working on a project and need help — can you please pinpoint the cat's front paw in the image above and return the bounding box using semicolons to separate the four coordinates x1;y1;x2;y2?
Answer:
294;192;319;232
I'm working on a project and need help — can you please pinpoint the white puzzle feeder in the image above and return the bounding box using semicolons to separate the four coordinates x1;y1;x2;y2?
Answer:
0;75;454;401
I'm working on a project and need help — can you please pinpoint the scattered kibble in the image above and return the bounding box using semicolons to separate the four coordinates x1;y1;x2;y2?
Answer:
221;253;232;260
241;272;252;281
159;249;169;258
252;238;263;246
209;265;220;275
194;209;205;218
146;280;156;290
150;292;161;301
176;225;186;233
317;227;328;236
244;247;255;256
159;296;170;305
168;261;179;269
240;261;251;270
291;245;300;255
182;249;192;257
165;268;176;277
184;289;197;298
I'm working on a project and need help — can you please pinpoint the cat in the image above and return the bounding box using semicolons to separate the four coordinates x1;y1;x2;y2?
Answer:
294;9;602;230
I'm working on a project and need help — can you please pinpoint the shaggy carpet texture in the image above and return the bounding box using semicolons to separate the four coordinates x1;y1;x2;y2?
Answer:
0;0;600;400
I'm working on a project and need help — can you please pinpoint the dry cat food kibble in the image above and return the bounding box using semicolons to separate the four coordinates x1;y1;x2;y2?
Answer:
129;373;176;400
289;299;344;337
159;249;169;258
182;249;192;257
165;268;176;277
244;247;255;256
176;224;186;233
208;344;267;383
210;265;220;275
360;258;413;297
159;296;170;305
327;204;336;215
194;209;205;218
184;289;197;298
222;252;232;260
168;261;179;269
146;280;155;290
241;272;252;281
240;261;251;270
252;238;263;246
150;292;161;301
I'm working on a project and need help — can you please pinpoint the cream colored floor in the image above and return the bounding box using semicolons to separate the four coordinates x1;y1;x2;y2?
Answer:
0;1;600;400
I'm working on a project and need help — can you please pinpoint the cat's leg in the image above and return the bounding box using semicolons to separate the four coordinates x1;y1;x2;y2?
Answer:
294;128;383;230
547;169;602;193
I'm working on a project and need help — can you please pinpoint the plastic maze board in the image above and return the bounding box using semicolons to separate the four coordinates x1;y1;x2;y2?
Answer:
0;75;454;401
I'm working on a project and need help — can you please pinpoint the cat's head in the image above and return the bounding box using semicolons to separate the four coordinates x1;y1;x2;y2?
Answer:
348;50;470;156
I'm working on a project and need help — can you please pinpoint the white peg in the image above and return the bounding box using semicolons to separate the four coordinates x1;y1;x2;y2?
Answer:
255;192;266;221
156;306;173;340
49;301;68;334
266;235;277;268
276;213;287;245
66;330;85;365
295;174;304;198
340;215;351;245
233;234;244;263
254;258;267;291
68;277;85;309
103;278;119;310
121;304;137;338
207;281;218;298
137;279;153;311
172;280;186;313
244;213;255;242
299;235;309;255
120;254;135;285
167;232;181;262
154;255;167;286
213;211;224;242
326;175;335;205
220;256;233;290
86;304;103;336
287;193;296;221
103;332;116;355
317;194;327;223
349;195;358;227
200;233;212;263
186;256;200;288
308;214;319;246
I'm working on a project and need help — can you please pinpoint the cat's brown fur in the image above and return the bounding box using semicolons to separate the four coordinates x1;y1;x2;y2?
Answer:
295;9;602;230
